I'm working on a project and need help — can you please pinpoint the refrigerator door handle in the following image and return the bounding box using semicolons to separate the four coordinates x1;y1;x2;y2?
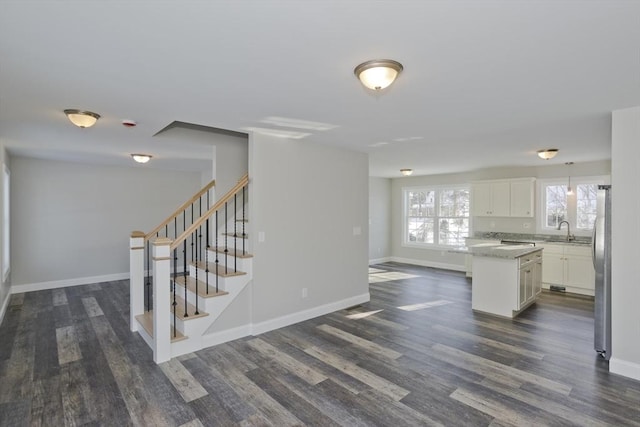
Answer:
592;222;597;270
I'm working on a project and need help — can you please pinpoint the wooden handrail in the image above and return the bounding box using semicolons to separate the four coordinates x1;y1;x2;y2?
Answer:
145;179;216;241
170;174;249;251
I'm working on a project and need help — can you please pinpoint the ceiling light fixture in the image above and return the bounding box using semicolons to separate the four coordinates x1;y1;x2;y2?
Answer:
400;168;413;176
64;109;100;128
565;162;574;195
537;148;558;160
354;59;403;91
131;154;152;164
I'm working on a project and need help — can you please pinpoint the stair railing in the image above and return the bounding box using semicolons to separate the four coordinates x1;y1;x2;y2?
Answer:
129;179;215;336
166;174;249;342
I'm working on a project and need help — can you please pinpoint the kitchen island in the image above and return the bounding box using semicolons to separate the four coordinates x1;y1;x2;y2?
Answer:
464;244;543;318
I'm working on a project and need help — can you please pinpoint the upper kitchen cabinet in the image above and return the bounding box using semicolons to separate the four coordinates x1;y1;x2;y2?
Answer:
472;178;535;217
471;180;510;217
510;178;536;217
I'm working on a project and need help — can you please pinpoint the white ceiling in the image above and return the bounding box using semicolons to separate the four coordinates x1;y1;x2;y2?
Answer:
1;1;639;177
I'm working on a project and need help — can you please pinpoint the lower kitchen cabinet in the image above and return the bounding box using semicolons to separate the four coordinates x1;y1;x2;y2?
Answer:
540;243;595;296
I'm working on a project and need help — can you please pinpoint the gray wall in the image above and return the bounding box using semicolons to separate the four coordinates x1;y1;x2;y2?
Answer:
369;177;391;262
250;134;369;324
390;160;611;269
10;157;202;286
213;135;249;198
611;106;640;380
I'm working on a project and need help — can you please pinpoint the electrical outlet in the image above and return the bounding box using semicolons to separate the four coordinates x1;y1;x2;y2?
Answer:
302;288;308;298
490;222;496;228
523;223;530;229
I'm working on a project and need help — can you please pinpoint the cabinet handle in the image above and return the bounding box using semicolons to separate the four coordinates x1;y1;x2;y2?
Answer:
526;270;531;273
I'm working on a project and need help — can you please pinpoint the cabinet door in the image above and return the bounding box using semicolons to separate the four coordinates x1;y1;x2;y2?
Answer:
510;180;534;217
533;259;542;296
518;267;527;308
472;183;493;216
491;181;511;216
542;253;564;285
566;255;595;291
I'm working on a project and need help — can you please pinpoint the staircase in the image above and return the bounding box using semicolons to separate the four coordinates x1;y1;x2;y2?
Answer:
129;174;251;363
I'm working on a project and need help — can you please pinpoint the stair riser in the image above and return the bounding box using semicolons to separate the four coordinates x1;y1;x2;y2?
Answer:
169;313;210;338
206;252;252;271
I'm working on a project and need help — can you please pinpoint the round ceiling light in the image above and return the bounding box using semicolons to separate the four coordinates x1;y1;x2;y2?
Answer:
354;59;404;91
64;109;100;128
537;149;559;160
400;168;413;176
131;154;152;164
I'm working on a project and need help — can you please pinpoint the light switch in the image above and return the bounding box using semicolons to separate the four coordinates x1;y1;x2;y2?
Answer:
353;226;362;236
258;231;265;242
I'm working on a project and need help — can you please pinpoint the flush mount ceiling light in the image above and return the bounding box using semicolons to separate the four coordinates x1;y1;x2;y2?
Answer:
64;109;100;128
354;59;403;91
537;148;558;160
400;168;413;176
131;154;152;164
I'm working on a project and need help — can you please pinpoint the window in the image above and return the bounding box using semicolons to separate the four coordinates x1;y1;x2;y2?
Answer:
404;186;469;247
539;176;606;234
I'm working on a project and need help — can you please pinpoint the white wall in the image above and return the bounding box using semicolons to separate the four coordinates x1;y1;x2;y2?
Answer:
249;134;370;328
369;177;391;262
610;106;640;381
214;135;248;197
0;146;10;324
389;160;611;269
10;157;202;288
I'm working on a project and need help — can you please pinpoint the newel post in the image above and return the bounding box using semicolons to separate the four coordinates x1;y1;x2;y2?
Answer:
153;237;172;363
129;231;145;332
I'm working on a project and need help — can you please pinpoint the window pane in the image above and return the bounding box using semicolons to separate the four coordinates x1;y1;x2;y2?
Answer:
576;184;597;229
408;191;426;216
439;218;469;245
407;217;434;243
545;185;567;227
439;189;469;217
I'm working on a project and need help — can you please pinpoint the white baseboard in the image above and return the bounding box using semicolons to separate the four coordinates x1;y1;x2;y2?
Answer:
251;292;371;336
10;272;130;294
389;257;466;272
0;287;11;326
609;357;640;381
201;324;253;348
369;257;392;265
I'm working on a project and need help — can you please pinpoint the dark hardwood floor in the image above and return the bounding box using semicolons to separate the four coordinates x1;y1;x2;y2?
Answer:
1;262;639;426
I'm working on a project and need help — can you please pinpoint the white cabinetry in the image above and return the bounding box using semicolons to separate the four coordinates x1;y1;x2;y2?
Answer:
472;178;535;217
540;243;595;296
472;249;543;318
518;251;543;310
472;181;510;216
510;178;535;217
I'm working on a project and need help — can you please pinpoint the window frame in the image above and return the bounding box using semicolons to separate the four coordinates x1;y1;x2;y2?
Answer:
402;184;470;249
536;175;609;236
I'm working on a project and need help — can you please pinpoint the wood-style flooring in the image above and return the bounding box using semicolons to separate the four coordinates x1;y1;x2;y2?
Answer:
1;262;639;426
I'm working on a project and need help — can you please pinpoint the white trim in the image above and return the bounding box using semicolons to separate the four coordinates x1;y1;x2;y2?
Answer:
369;257;392;265
609;357;640;381
389;256;466;272
201;324;253;349
10;272;129;294
0;287;10;326
251;292;371;336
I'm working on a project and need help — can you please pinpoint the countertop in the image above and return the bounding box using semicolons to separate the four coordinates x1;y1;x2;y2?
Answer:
450;243;543;259
466;232;591;247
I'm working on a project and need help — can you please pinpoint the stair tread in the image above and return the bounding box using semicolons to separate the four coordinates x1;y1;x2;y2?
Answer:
221;232;248;239
136;312;187;343
172;294;209;320
191;261;247;277
208;246;254;258
174;275;229;298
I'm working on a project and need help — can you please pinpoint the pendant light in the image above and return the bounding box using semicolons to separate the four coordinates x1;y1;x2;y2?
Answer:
565;162;574;195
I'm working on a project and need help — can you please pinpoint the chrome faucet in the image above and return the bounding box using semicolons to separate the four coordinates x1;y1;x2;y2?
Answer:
557;220;575;241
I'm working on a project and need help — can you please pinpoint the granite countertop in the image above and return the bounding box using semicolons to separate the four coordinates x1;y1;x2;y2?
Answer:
451;243;543;259
466;232;591;246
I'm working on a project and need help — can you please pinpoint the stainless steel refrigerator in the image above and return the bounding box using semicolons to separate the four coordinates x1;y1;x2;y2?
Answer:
593;185;611;360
